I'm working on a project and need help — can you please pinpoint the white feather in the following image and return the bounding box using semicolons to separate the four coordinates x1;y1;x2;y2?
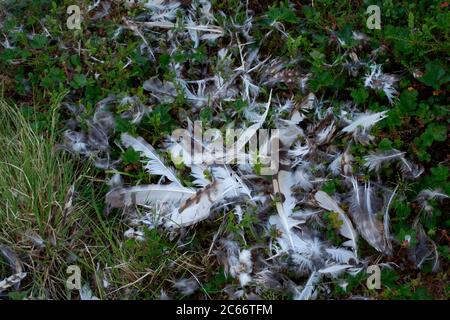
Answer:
165;173;243;227
272;171;297;248
314;191;358;256
0;272;27;292
239;273;252;287
277;118;304;146
329;153;342;176
143;78;177;102
316;122;335;144
105;184;194;208
384;185;398;252
318;264;353;277
211;166;252;199
294;168;313;191
325;248;357;264
399;156;424;178
190;165;211;187
364;64;398;105
364;149;405;172
418;189;449;201
288;142;310;159
121;133;182;186
294;272;321;300
269;215;302;233
291;253;314;272
225;90;272;162
342;111;387;134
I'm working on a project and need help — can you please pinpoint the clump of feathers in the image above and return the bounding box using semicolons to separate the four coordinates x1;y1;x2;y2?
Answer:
56;1;443;300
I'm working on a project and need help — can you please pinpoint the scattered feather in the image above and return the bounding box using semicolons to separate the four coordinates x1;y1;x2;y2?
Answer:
173;277;199;296
314;191;358;256
0;272;27;293
121;133;183;186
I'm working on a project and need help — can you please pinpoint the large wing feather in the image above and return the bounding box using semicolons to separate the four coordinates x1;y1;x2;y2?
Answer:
314;191;358;257
105;184;194;208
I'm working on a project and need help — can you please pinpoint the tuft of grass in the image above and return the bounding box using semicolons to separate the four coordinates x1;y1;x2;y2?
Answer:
0;97;92;298
0;99;211;299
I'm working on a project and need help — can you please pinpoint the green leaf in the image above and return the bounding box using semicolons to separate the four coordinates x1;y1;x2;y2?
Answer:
71;74;87;89
408;12;414;29
412;287;432;300
200;107;213;122
378;138;393;151
203;268;229;294
40;67;66;88
30;34;48;49
70;54;81;67
415;103;433;123
381;269;400;288
430;166;449;182
351;87;369;104
115;117;133;133
419;61;450;90
310;50;325;63
322;180;336;195
427;123;447;142
122;147;141;164
438;245;450;261
267;2;299;24
234;98;248;114
159;53;170;74
386;108;402;129
191;45;207;62
421;123;447;147
0;48;19;61
395;202;411;220
142;105;175;136
310;69;333;91
398;89;417;114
